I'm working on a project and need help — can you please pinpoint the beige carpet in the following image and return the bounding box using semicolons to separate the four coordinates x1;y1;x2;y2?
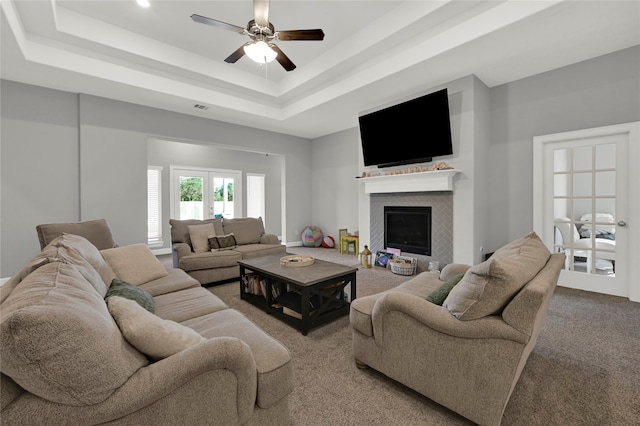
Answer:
160;247;640;425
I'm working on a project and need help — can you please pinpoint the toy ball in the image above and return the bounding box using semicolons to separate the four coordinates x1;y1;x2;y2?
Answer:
301;226;323;247
321;236;335;248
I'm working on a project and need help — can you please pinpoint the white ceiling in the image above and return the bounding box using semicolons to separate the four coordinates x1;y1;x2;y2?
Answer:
2;1;639;139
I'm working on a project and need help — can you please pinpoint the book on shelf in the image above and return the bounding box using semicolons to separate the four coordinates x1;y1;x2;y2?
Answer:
282;306;302;320
242;273;282;300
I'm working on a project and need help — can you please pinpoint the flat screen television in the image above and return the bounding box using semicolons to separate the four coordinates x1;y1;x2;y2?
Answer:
358;88;453;168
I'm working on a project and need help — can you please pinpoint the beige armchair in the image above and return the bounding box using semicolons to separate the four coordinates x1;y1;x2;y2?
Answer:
350;232;564;426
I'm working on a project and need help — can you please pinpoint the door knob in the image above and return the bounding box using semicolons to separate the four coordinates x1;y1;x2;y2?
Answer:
617;221;627;227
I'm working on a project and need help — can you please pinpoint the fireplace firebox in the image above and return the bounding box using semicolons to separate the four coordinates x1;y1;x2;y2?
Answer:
384;206;431;255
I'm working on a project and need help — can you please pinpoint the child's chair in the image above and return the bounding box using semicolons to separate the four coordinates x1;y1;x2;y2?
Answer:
339;228;359;255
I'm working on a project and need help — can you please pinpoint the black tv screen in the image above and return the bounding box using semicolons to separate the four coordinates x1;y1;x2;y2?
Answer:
358;88;453;168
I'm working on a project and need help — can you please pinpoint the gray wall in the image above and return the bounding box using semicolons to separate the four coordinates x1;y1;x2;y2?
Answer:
312;46;640;257
310;128;360;241
2;46;638;276
1;84;312;277
487;46;639;252
147;138;283;248
1;83;80;276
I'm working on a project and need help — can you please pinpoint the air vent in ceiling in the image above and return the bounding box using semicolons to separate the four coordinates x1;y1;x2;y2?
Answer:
193;104;209;110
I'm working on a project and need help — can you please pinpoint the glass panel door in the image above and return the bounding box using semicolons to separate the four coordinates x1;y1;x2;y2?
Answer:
172;167;241;221
534;123;636;300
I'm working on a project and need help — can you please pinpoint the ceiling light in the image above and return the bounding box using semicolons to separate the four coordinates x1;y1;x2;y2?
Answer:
244;41;277;64
136;0;150;8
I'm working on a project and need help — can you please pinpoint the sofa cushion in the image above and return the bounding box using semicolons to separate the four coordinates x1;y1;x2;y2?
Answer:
426;273;465;305
52;233;117;292
40;234;114;297
170;218;223;246
178;250;242;272
182;308;293;409
0;262;148;406
189;223;216;253
0;257;50;304
232;243;286;260
222;217;265;245
439;263;471;282
36;218;117;251
443;231;551;320
101;244;168;285
137;268;201;297
154;287;229;323
105;279;156;313
107;296;205;360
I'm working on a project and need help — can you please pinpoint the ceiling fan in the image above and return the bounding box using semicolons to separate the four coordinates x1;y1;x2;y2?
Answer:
191;0;325;72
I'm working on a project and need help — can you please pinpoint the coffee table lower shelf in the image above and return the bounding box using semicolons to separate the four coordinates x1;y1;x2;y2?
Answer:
238;258;357;335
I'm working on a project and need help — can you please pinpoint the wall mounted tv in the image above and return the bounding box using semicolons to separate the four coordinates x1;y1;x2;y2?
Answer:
358;88;453;168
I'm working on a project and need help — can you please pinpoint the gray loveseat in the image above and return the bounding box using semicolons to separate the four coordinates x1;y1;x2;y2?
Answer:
1;221;292;425
350;231;564;426
170;217;286;285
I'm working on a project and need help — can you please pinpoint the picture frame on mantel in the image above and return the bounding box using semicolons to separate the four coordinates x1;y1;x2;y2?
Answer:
374;251;392;268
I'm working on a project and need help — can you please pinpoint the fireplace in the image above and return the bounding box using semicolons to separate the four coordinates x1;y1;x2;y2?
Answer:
384;206;431;255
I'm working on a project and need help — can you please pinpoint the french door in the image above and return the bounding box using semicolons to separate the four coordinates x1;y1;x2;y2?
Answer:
171;167;242;220
533;122;639;301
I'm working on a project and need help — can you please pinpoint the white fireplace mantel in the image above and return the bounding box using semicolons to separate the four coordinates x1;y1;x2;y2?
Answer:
358;169;460;194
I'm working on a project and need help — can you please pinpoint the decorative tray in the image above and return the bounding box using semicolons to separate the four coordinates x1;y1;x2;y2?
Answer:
280;255;315;267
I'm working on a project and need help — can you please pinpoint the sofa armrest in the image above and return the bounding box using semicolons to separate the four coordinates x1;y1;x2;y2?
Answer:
1;337;258;425
371;292;529;346
259;234;280;245
172;242;193;267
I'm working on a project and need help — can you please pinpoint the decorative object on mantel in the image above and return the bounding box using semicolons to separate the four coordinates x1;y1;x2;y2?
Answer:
359;245;372;268
360;162;454;178
432;161;453;170
389;255;417;276
280;255;315;267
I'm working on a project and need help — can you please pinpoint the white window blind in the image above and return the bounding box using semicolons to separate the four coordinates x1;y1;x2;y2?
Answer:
147;166;163;246
247;174;265;221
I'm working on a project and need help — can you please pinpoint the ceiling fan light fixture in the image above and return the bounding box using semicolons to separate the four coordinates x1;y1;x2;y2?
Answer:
244;41;277;64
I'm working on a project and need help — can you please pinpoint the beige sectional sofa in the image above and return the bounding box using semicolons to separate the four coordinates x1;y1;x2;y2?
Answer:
170;217;286;285
1;229;293;425
350;231;564;426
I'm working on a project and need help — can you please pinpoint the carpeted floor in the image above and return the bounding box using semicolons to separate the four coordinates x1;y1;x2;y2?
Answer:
159;247;640;425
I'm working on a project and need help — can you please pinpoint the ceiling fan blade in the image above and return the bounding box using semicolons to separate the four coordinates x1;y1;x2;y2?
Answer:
225;43;250;63
276;29;325;41
253;0;270;28
191;14;245;34
271;44;296;72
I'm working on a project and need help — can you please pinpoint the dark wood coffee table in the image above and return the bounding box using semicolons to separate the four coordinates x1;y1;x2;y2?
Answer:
238;254;357;335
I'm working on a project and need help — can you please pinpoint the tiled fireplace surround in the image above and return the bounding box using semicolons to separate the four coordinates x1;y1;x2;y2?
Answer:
370;192;453;273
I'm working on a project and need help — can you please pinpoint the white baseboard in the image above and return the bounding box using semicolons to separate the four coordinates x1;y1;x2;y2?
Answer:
0;277;10;286
286;241;303;247
152;248;172;255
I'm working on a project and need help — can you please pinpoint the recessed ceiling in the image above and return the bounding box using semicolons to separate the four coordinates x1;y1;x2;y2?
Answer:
1;1;638;139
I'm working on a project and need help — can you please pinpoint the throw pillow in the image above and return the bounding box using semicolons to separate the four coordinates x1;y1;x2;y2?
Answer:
105;278;155;313
443;231;551;320
426;273;465;305
188;223;216;253
107;296;206;360
211;233;238;252
208;236;220;251
101;244;168;285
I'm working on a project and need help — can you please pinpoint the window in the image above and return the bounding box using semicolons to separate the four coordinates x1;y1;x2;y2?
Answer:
247;173;265;220
147;166;163;247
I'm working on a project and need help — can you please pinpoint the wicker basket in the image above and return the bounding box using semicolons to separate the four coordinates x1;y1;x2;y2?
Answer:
389;256;417;276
